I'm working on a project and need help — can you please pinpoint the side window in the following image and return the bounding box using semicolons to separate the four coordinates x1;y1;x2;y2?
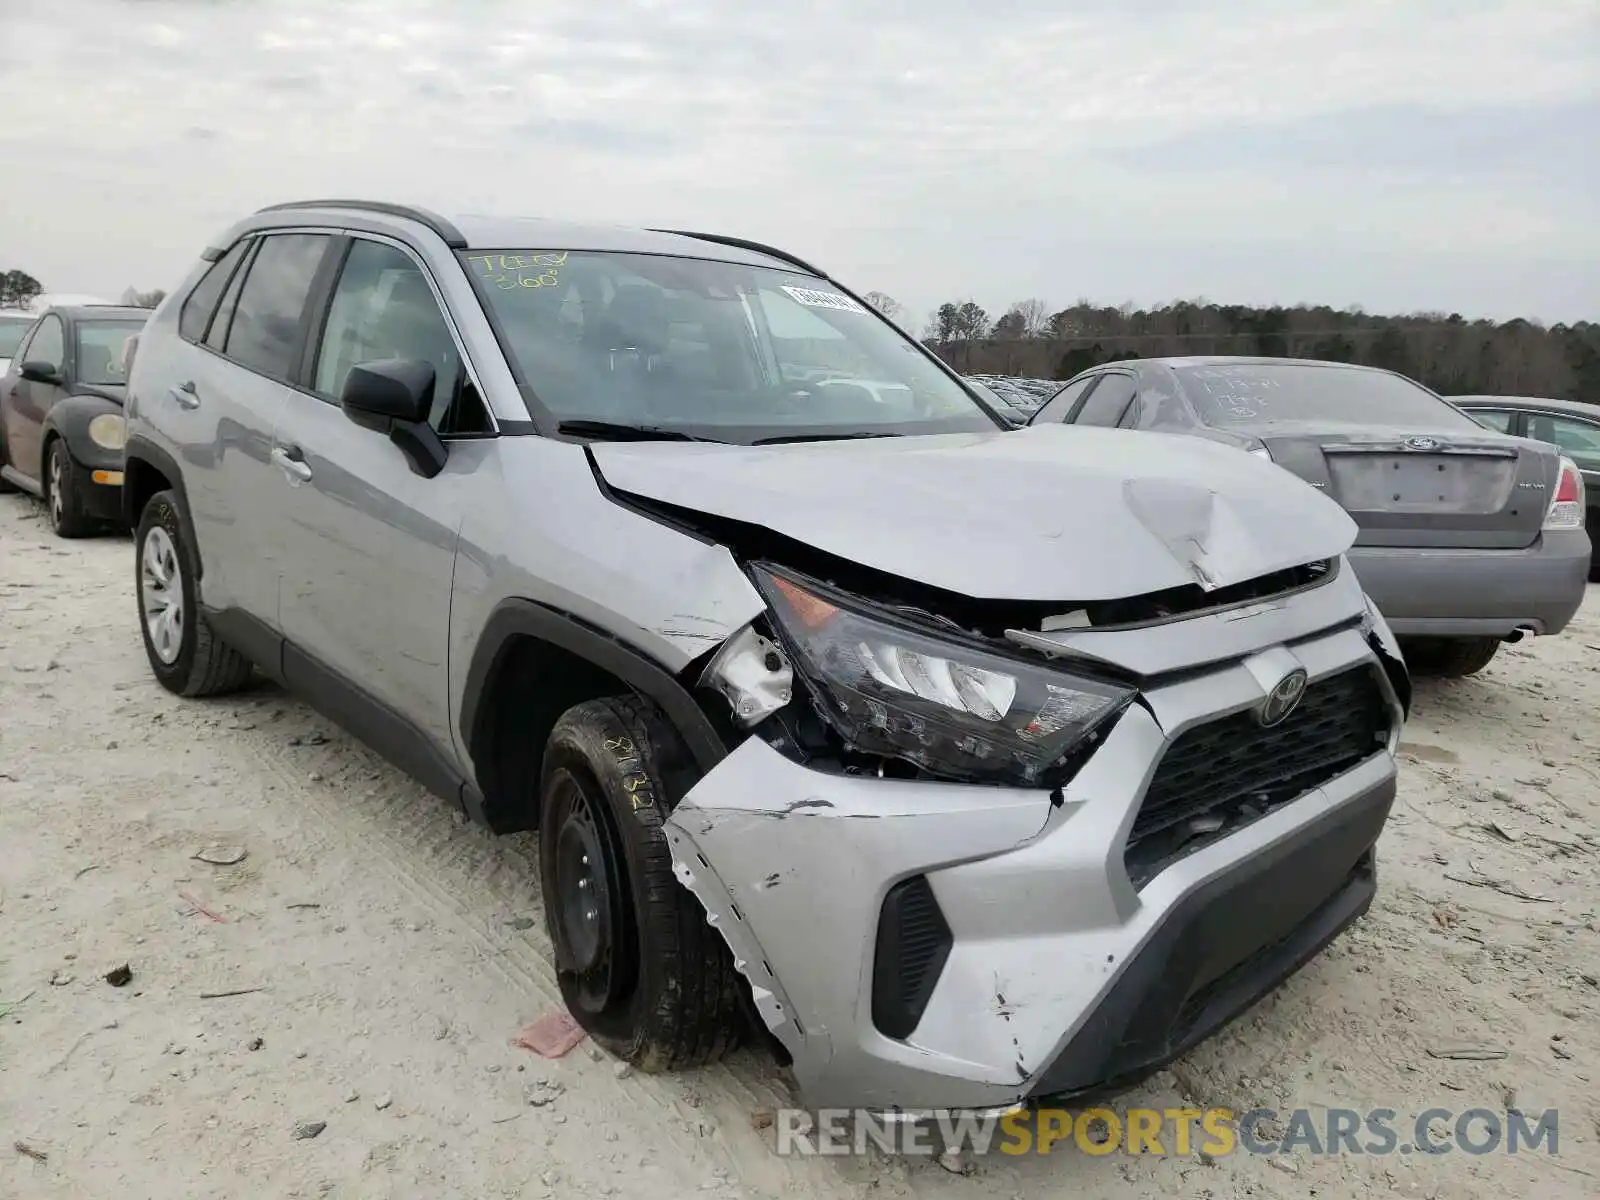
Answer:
9;321;40;366
1529;415;1600;471
1117;397;1142;428
313;239;488;434
207;240;257;353
1030;377;1096;425
1465;408;1515;433
179;240;250;343
1074;374;1137;427
27;315;65;372
224;233;332;380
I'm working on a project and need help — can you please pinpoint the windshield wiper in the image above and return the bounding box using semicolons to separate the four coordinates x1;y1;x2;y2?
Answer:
557;419;721;443
750;431;901;445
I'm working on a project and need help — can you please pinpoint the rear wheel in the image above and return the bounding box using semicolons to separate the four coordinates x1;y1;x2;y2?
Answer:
135;489;255;696
538;695;743;1071
1404;636;1501;678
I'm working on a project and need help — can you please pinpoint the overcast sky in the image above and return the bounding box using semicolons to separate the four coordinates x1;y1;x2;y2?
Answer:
1;0;1595;326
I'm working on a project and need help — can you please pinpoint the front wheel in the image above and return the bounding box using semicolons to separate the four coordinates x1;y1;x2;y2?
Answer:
134;489;255;696
45;439;93;538
538;695;744;1071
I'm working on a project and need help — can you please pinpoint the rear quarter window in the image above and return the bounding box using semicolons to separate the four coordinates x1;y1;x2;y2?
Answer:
179;240;250;343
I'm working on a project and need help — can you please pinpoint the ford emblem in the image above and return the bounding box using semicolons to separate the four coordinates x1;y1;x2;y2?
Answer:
1404;436;1439;451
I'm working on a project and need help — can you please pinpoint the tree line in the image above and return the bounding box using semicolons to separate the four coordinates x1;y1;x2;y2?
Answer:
0;267;165;311
858;294;1599;403
1;269;43;309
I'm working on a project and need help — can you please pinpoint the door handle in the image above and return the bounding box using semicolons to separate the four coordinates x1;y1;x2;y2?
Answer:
168;381;200;410
271;445;313;483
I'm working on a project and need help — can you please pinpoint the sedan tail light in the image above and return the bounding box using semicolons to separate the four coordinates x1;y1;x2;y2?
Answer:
1543;457;1585;530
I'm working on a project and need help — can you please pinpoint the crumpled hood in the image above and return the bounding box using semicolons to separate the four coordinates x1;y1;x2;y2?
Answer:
592;425;1358;602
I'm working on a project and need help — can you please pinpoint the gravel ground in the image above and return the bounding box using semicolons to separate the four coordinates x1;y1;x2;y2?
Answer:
2;491;1597;1199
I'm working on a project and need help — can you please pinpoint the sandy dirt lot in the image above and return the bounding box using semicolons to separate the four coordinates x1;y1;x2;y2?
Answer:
2;491;1598;1199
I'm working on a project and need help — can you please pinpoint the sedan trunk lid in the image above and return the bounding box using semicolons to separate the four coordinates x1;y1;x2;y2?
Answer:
1259;424;1557;550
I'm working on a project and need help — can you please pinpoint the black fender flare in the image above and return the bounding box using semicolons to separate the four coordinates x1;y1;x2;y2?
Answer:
460;597;730;779
41;394;124;476
122;433;202;574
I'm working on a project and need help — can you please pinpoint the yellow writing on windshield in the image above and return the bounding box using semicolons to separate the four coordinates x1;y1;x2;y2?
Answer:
466;253;568;291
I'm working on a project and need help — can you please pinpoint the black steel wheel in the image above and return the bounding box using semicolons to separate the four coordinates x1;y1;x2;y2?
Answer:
537;695;745;1070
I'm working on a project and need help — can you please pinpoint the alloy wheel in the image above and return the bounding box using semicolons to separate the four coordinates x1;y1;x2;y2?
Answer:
140;526;184;665
48;448;65;529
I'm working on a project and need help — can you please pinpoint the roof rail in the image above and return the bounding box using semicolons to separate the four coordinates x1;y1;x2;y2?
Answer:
255;199;468;249
651;229;825;278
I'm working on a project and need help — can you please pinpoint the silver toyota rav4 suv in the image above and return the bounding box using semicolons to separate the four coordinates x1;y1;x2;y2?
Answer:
122;200;1410;1112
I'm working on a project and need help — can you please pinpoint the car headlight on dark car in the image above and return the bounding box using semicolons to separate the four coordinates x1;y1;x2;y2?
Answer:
754;565;1135;785
87;413;127;450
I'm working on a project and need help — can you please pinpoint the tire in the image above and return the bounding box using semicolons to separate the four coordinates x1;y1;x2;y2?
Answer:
538;695;743;1071
1426;636;1501;678
135;489;255;697
45;438;94;538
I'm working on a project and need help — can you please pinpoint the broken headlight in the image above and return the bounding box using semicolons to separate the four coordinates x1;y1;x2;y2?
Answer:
754;565;1135;785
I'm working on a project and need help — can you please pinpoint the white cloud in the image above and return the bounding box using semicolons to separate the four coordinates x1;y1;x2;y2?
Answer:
0;0;1595;322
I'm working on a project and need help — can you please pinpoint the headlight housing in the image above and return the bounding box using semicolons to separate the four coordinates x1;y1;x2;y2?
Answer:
754;565;1136;785
87;413;127;450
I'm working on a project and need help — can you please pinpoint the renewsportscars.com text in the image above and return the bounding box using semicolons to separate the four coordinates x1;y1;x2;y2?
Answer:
773;1106;1561;1158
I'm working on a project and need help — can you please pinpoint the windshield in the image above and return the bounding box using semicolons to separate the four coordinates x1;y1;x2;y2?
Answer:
75;319;146;386
0;316;32;357
461;250;997;441
1175;363;1484;432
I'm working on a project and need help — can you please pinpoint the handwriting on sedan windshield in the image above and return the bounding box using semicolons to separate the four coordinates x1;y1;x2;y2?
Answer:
466;253;568;291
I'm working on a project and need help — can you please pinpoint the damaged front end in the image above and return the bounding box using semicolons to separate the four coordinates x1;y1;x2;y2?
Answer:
658;527;1408;1112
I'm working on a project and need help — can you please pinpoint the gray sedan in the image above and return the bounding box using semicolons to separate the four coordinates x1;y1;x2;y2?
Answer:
1028;357;1591;677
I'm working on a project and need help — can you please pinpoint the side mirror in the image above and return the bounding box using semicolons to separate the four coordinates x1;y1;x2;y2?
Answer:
340;358;435;423
20;361;61;385
339;358;447;479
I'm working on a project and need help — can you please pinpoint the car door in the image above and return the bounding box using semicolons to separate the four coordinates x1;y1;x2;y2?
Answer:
0;317;41;475
270;233;487;751
1026;376;1098;426
5;314;66;482
1461;407;1520;435
1062;372;1138;427
160;232;335;632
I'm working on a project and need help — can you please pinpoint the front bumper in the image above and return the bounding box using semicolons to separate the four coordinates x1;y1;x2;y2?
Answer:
71;451;125;524
1347;530;1590;638
666;619;1403;1111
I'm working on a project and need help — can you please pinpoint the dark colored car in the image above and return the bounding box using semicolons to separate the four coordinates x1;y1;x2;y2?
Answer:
0;304;149;536
1027;357;1591;677
1454;395;1600;578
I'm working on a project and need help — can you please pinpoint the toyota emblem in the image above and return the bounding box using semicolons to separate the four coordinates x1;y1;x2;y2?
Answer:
1404;436;1439;451
1257;667;1309;727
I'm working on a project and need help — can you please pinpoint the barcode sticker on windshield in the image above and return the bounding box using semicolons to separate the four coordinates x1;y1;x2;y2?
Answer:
782;286;868;314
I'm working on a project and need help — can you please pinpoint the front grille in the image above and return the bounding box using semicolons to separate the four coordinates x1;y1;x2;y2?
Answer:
1125;666;1390;885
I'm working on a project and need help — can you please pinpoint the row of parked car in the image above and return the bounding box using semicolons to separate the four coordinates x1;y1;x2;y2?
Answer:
0;198;1588;1113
